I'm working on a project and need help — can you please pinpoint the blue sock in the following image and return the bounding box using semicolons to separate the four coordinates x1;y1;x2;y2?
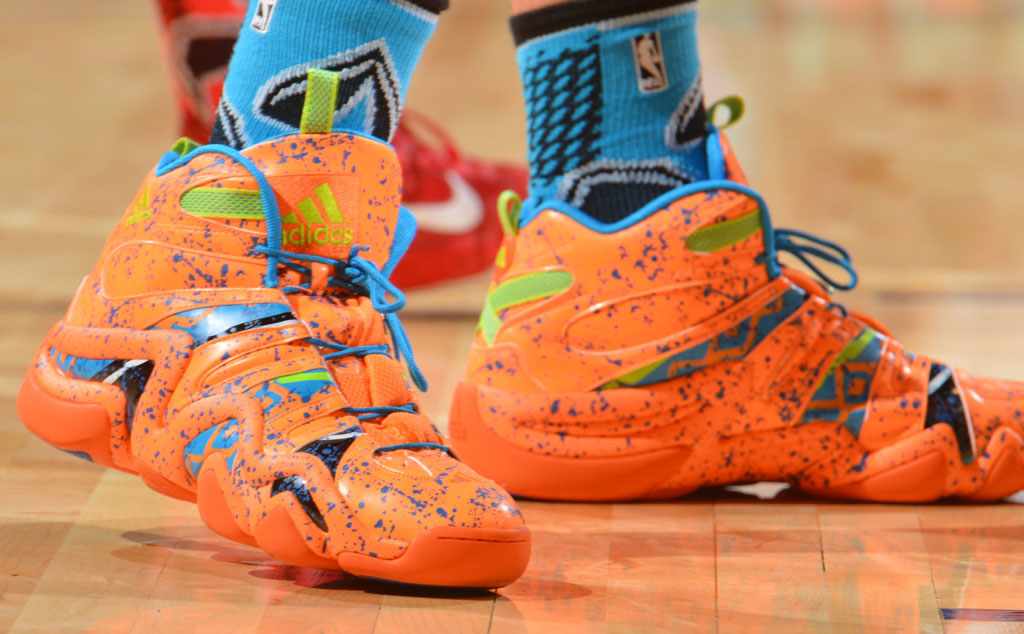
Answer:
511;0;708;223
212;0;447;148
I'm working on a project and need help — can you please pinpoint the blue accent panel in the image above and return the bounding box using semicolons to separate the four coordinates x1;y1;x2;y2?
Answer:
706;128;726;181
249;373;335;419
804;408;841;423
843;370;873;405
383;206;417;278
158;303;296;346
925;362;975;464
675;340;712;362
620;287;806;388
157;150;181;172
60;449;94;463
811;373;838;402
843;409;866;437
273;377;335;401
802;329;885;429
716;317;751;351
753;289;807;338
848;332;884;365
183;420;240;479
52;349;118;382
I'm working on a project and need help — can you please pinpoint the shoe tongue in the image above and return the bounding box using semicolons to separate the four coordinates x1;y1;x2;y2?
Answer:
267;165;397;267
258;68;405;269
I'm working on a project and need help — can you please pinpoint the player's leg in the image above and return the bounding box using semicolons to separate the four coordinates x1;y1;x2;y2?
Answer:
152;0;527;289
509;0;708;222
17;0;530;587
449;0;1024;503
212;0;443;147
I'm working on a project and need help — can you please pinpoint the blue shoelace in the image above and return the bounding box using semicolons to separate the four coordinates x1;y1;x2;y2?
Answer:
157;143;449;456
686;180;859;300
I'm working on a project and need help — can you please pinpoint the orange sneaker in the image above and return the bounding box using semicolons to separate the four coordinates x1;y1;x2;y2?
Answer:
17;70;529;588
450;100;1024;504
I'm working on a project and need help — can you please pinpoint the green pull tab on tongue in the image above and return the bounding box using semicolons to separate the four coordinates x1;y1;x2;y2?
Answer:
300;68;342;135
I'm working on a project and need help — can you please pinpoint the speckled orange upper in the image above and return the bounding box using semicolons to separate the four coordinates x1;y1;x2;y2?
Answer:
451;133;1024;503
19;131;529;585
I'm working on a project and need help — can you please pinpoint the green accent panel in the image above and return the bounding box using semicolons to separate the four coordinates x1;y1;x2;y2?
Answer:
281;210;300;224
600;358;665;390
478;303;502;345
490;271;573;312
181;188;264;219
275;369;334;384
815;328;878;390
476;271;573;345
170;137;201;156
300;68;340;134
686;210;762;253
494;245;507;268
296;197;325;223
315;183;345;223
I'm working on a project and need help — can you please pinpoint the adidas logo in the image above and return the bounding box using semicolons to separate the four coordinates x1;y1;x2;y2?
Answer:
282;183;354;248
126;186;152;226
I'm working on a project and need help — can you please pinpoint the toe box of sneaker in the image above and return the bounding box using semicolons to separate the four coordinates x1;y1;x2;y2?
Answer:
335;434;526;549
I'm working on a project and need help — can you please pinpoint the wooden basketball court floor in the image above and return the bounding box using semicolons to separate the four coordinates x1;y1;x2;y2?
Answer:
3;1;1024;631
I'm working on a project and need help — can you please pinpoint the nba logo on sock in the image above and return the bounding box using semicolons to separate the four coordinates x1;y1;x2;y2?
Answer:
251;0;277;33
631;32;669;94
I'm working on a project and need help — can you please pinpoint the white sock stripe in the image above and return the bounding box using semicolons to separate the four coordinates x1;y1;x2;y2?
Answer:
597;3;698;31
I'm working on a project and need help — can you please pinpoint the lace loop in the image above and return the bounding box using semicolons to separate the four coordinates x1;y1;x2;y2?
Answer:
253;244;428;392
373;442;452;456
344;404;419;422
773;228;858;291
198;136;428;393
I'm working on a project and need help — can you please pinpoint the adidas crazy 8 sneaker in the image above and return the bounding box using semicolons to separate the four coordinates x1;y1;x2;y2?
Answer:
17;70;530;587
450;103;1024;504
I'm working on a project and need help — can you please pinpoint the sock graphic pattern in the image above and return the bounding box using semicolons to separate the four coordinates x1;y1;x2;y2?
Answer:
212;0;445;148
521;43;603;182
513;0;708;224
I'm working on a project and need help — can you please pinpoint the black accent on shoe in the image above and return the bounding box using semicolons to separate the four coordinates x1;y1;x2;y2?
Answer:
298;430;361;479
925;363;975;464
270;475;329;531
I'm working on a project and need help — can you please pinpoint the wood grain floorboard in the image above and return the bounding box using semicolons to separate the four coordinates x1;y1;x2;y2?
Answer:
3;1;1024;632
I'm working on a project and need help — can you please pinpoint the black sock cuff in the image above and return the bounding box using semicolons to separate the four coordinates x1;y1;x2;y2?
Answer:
511;0;696;46
395;0;449;15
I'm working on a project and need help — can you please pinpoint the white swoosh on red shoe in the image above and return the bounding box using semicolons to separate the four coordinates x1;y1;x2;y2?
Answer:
405;171;484;235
